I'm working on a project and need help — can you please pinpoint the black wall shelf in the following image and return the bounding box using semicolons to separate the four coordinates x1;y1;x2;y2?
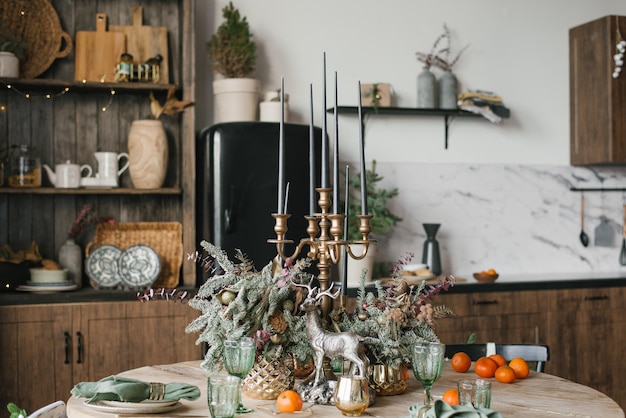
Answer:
327;106;484;149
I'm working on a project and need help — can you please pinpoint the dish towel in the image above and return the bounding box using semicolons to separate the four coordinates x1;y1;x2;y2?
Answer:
424;400;504;418
70;375;200;403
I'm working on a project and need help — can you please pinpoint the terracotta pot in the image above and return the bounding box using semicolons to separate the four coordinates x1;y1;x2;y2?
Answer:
127;120;168;189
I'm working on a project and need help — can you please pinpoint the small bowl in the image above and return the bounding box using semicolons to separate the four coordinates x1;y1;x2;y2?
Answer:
473;272;499;283
29;268;68;284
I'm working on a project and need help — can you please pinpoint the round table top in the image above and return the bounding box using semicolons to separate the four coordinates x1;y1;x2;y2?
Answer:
66;360;624;418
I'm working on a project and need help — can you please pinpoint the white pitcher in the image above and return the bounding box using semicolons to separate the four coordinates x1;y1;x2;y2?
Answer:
94;152;129;187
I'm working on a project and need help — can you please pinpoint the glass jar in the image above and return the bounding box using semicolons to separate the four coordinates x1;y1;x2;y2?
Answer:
8;145;41;188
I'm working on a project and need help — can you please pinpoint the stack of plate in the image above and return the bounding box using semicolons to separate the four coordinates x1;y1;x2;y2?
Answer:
85;244;161;289
17;269;77;292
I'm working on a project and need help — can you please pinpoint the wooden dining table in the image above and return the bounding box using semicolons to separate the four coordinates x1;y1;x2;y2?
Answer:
66;360;624;418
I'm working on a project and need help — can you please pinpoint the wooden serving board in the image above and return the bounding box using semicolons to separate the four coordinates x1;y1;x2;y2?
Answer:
74;13;126;82
110;6;169;84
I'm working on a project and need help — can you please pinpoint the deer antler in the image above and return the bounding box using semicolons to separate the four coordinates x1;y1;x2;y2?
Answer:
290;277;315;295
316;282;340;301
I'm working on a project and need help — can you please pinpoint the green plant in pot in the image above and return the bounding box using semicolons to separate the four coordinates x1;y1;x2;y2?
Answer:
208;2;260;122
0;27;26;77
343;160;402;283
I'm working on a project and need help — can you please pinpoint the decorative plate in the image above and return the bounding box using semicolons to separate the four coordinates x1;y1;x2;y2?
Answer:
85;244;123;288
118;245;161;288
83;400;181;415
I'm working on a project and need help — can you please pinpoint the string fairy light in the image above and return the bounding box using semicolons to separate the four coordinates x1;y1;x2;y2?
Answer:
0;82;116;112
613;16;625;79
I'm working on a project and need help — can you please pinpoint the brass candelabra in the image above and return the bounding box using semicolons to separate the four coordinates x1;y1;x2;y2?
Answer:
268;187;374;318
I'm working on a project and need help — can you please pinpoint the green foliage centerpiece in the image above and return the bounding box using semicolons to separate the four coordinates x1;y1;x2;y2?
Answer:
332;252;454;392
186;241;315;398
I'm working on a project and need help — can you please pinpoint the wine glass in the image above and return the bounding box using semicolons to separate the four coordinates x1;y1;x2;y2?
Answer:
411;342;445;418
223;337;256;414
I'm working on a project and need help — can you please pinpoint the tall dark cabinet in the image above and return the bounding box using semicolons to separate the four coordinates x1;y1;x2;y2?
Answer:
570;15;626;165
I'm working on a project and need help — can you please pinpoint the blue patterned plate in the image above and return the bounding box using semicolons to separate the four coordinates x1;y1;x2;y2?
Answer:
85;244;123;288
118;245;161;288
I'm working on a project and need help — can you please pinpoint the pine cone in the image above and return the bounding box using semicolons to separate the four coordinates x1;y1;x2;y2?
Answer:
269;311;288;333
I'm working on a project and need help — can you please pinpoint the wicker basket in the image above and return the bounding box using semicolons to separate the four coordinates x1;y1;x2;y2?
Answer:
85;222;183;288
0;0;73;79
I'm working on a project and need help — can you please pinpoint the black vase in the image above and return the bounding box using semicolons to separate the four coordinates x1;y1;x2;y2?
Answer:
421;223;442;275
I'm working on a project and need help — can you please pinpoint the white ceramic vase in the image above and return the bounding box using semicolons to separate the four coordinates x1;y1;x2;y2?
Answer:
59;238;82;288
213;77;260;123
0;52;19;78
343;242;377;287
127;119;168;189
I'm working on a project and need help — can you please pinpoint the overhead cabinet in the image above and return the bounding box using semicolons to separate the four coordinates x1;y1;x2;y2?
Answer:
570;15;626;165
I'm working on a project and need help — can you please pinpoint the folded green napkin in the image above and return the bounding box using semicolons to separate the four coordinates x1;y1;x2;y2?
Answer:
70;375;200;403
424;400;504;418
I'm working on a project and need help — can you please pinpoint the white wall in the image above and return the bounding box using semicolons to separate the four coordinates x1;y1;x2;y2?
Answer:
196;0;626;165
195;1;626;280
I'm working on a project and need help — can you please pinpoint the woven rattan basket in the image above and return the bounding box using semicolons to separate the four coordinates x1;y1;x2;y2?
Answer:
0;0;73;78
85;222;183;288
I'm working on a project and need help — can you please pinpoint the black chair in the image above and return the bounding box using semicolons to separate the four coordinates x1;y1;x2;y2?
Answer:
445;343;550;372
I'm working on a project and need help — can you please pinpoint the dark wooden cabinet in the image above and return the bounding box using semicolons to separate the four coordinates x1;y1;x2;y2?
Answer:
0;300;201;418
0;0;197;286
435;285;626;411
435;290;549;352
570;15;626;165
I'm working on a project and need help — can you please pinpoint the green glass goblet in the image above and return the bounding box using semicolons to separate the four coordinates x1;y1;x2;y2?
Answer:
223;337;256;414
411;342;445;418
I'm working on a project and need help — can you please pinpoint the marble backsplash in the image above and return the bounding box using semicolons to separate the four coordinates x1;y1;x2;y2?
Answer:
368;162;626;281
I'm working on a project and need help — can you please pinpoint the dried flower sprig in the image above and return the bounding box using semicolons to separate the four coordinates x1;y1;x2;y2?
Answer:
149;86;194;119
68;204;114;239
416;23;469;71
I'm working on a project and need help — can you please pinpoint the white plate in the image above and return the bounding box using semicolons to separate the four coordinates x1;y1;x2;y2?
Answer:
84;400;181;415
99;399;178;408
257;403;315;416
118;245;161;287
17;283;78;292
85;244;123;288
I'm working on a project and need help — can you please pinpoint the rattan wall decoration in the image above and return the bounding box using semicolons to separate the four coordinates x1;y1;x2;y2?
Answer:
0;0;73;79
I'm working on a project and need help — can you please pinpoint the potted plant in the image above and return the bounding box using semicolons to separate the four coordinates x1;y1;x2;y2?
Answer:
208;1;259;122
0;31;26;78
343;160;402;285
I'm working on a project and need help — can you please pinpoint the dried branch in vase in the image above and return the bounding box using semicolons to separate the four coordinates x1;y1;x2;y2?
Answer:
415;23;469;71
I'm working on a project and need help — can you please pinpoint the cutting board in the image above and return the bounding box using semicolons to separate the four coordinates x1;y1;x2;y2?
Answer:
74;13;126;82
110;6;169;84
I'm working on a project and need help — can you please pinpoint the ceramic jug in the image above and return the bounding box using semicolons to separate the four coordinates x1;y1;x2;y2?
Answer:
94;152;129;187
43;160;93;188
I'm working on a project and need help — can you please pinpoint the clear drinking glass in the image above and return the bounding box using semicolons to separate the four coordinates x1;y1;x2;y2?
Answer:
411;342;445;418
458;378;492;408
222;337;256;413
207;374;241;418
333;375;370;417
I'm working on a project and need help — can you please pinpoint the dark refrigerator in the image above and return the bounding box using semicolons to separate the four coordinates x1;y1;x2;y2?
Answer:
196;122;324;282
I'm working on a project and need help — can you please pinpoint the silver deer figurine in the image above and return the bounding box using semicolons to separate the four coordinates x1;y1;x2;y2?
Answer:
293;280;369;387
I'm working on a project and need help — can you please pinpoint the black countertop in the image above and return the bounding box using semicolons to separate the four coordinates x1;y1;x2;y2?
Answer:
2;272;626;306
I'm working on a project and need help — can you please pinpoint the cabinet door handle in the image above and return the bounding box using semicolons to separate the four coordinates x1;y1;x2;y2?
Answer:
471;299;498;305
582;295;609;301
76;331;83;364
64;332;71;364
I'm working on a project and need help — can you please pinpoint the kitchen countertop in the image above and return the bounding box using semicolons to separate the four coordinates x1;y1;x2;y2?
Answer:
3;272;626;306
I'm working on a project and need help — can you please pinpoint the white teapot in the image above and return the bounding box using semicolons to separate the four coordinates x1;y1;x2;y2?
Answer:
43;160;93;188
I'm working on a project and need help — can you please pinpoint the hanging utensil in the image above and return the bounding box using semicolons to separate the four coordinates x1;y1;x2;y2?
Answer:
620;204;626;265
579;193;589;247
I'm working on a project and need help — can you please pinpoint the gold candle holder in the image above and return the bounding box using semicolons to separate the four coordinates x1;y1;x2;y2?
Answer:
268;187;374;319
